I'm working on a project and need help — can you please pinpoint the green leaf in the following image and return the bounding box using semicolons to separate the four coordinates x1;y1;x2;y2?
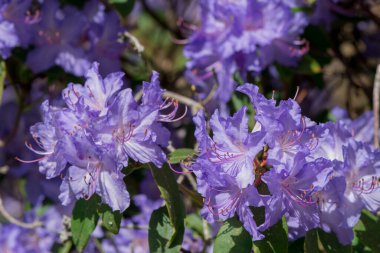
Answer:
297;55;322;75
109;0;135;17
185;213;204;237
318;229;352;253
213;217;252;253
168;148;195;164
304;229;319;253
71;195;100;252
354;210;380;253
288;238;305;253
149;163;185;247
52;241;73;253
0;60;5;105
98;204;122;234
253;216;288;253
122;162;145;176
149;207;183;253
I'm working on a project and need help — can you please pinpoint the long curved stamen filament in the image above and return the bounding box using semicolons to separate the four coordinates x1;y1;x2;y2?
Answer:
15;156;46;163
167;162;192;175
25;142;53;156
171;37;189;45
159;99;188;122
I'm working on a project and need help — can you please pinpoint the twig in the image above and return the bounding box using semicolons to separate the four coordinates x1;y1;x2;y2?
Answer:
200;68;219;106
373;65;380;148
0;192;42;229
135;89;204;114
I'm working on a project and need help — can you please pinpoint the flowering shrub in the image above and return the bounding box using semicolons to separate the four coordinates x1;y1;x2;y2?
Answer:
1;0;380;253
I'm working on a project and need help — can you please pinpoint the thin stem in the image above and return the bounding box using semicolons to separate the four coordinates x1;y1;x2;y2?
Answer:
201;68;219;106
123;224;149;230
185;173;197;190
374;65;380;148
0;192;42;229
93;238;105;253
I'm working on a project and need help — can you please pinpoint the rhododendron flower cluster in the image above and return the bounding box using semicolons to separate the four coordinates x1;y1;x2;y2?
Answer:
0;0;126;76
2;0;380;252
19;63;174;211
184;0;309;107
192;83;380;244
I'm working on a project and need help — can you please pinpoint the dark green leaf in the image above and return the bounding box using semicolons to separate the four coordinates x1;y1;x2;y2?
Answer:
304;229;319;253
109;0;135;17
0;60;5;105
288;238;305;253
71;195;100;252
149;163;185;247
178;184;203;208
98;204;122;234
213;217;252;253
122;163;145;176
253;216;288;253
354;210;380;253
149;206;183;253
168;148;195;164
318;229;352;253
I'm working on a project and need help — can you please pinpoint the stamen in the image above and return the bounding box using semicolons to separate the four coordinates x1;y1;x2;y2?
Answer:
159;99;188;122
167;162;192;175
293;86;300;100
206;189;243;216
15;156;46;163
353;176;380;194
171;37;189;45
206;141;244;166
25;141;53;156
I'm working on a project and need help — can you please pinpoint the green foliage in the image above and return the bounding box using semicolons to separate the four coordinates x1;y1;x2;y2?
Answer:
109;0;135;17
53;241;73;253
71;196;101;252
354;210;380;253
213;217;253;253
253;216;288;253
149;207;183;253
168;148;196;164
149;163;185;247
185;213;204;238
297;55;322;74
318;229;352;253
99;204;122;234
304;229;319;253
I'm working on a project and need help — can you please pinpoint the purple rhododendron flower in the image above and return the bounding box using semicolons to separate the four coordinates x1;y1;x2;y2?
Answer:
19;62;172;212
184;0;309;108
193;109;266;240
332;107;377;145
1;0;127;75
192;83;380;244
